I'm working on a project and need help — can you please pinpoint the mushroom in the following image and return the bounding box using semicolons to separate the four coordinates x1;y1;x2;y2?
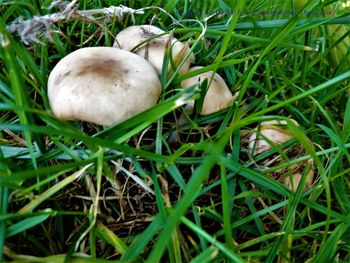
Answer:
180;66;234;115
246;119;314;191
48;47;161;126
113;25;193;75
248;119;299;155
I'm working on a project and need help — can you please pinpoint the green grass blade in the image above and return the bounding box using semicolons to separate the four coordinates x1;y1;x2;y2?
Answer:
151;170;179;263
146;139;226;262
0;186;8;262
189;247;219;263
318;124;350;162
17;164;92;214
120;214;163;262
5;214;50;237
249;70;350;119
95;87;197;143
0;19;37;168
219;164;234;254
95;222;127;255
312;223;350;263
181;216;244;263
342;94;350;139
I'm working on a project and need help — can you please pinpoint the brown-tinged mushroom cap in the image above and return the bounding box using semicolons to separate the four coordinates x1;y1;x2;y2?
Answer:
180;66;234;115
247;119;314;191
248;119;299;155
48;47;161;126
113;25;193;75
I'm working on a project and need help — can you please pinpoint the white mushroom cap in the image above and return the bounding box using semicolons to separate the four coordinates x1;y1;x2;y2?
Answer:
113;25;193;75
248;119;299;155
247;119;314;191
284;162;314;192
48;47;161;126
180;66;234;115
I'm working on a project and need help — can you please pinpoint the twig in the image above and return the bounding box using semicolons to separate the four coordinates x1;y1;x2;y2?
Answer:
5;0;144;44
5;0;182;45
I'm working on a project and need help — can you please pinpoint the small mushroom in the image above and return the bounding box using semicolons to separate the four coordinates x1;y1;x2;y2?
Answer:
248;119;299;155
113;25;193;75
246;119;314;191
48;47;161;126
180;66;234;115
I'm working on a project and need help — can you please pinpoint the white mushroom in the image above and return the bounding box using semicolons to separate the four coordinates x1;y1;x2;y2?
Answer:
48;47;161;126
284;166;314;192
247;119;314;191
113;25;193;75
180;66;234;115
248;120;298;155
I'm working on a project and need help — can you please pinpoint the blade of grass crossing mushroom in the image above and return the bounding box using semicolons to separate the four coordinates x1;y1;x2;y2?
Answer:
164;19;208;90
17;164;93;214
286;121;332;247
178;57;254;82
221;159;346;220
266;163;314;262
261;143;350;176
95;86;197;143
193;79;209;117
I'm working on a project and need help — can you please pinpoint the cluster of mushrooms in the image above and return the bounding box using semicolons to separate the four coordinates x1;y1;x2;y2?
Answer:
48;24;314;191
48;24;234;126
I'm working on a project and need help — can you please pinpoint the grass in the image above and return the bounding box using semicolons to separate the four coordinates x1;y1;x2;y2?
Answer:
1;0;350;262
